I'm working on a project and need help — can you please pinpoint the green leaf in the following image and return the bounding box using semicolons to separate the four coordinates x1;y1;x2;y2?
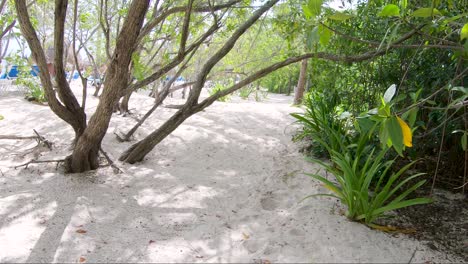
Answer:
318;24;333;46
406;107;418;128
302;4;312;19
412;8;442;18
307;0;323;17
399;0;407;11
388;116;404;156
378;4;400;17
379;121;390;146
0;115;3;120
450;86;468;94
328;12;354;21
306;26;320;50
461;23;468;41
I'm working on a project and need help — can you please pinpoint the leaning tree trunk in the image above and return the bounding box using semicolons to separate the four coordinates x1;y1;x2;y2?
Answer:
294;58;308;105
119;108;191;163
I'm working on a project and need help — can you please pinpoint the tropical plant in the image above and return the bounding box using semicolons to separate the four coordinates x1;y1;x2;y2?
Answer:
291;91;351;158
305;125;431;225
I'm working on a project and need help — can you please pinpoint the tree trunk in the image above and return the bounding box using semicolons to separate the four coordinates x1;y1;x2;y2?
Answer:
93;81;102;97
119;108;191;163
294;59;308;105
119;92;132;115
68;0;150;172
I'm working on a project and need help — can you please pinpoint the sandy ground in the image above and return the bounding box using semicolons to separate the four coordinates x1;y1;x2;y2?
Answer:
0;84;463;263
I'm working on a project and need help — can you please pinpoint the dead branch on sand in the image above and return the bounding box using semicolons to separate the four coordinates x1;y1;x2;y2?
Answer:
0;129;52;150
100;147;123;174
13;159;65;169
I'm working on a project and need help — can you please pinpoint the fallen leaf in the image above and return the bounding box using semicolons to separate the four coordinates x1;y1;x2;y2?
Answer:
368;224;416;234
242;232;250;240
79;256;86;263
76;229;87;234
149;240;155;244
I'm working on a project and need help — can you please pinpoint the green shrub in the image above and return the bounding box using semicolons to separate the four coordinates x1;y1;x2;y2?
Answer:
291;91;352;158
6;54;46;103
238;86;252;99
305;128;431;224
209;82;231;102
299;86;431;225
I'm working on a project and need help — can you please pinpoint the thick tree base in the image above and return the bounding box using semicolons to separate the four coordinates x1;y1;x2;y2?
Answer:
64;147;100;173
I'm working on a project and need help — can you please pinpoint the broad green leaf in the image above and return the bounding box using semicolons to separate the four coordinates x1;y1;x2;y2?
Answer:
306;27;320;50
388;116;404;155
378;4;400;17
461;23;468;41
302;4;312;19
407;107;418;127
328;12;354;21
399;0;407;10
396;116;412;147
383;84;397;103
318;24;333;46
379;121;390;146
307;0;323;17
412;8;441;18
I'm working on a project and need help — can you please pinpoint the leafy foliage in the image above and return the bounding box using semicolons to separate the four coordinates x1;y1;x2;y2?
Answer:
5;54;46;103
305;133;431;224
208;83;231;102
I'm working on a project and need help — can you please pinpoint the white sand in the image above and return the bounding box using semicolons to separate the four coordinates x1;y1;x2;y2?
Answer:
0;84;461;263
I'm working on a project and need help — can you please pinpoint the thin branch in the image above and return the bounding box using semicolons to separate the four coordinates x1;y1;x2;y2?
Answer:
138;0;240;44
178;0;194;56
124;20;221;94
187;0;280;105
33;129;52;150
320;23;464;51
13;159;65;169
0;135;39;140
99;147;123;173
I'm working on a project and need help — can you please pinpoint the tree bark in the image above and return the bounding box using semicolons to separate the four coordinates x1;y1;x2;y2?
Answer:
294;58;308;105
120;0;280;163
119;108;191;163
119;92;132;115
15;0;87;140
68;0;150;172
93;81;103;96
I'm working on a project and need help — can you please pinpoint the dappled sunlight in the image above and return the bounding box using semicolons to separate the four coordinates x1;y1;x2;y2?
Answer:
0;82;459;262
134;185;219;209
0;200;57;262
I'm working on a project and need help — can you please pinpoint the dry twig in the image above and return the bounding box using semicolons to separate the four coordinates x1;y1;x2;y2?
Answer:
13;159;65;169
100;147;123;174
